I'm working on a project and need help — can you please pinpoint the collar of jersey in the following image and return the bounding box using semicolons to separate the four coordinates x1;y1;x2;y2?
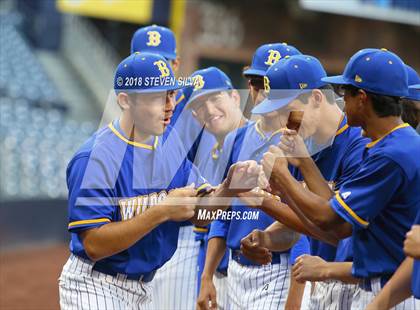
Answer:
108;122;158;150
335;115;349;137
366;123;410;149
211;141;223;160
254;119;282;141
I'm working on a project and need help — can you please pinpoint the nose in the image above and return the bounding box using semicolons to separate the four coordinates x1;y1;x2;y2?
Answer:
165;93;175;112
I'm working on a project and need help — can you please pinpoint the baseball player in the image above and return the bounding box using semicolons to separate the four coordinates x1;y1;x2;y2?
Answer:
260;48;420;309
239;54;367;310
186;67;249;310
289;63;420;289
58;52;266;310
130;25;205;310
199;43;310;310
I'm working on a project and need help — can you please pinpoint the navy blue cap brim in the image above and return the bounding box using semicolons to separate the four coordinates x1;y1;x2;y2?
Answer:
186;86;232;108
251;92;302;115
321;75;351;85
243;68;266;77
409;84;420;90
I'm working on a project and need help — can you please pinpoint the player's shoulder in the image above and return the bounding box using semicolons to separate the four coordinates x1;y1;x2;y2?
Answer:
224;120;254;148
68;124;125;172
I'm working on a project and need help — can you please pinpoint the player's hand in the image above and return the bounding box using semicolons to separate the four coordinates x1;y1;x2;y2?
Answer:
278;129;310;168
197;275;217;310
159;186;198;222
261;145;288;192
240;229;273;265
222;160;269;195
292;255;328;283
237;187;280;208
404;225;420;259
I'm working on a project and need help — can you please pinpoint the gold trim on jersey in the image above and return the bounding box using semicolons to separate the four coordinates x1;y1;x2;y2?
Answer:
108;123;158;150
254;120;282;141
366;123;409;148
335;192;368;227
68;218;111;228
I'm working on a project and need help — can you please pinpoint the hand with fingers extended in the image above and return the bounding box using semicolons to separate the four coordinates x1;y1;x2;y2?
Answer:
158;185;198;222
222;160;270;195
278;128;310;168
197;275;218;310
292;254;329;283
261;145;289;193
240;229;273;265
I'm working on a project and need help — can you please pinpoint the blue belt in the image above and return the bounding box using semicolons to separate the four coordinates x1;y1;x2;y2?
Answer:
93;263;156;283
231;250;284;266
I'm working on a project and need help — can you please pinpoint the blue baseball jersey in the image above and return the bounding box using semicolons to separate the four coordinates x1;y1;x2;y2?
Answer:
292;117;368;262
412;211;420;299
208;120;309;263
67;120;209;278
330;123;420;279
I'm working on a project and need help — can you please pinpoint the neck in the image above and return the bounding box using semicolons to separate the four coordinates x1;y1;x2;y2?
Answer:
119;114;151;143
313;104;344;145
215;117;247;145
362;116;403;141
261;115;282;133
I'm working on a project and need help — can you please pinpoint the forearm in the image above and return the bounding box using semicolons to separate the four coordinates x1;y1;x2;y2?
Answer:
324;262;360;284
262;198;338;246
285;273;306;310
369;258;414;309
202;237;227;279
81;206;167;261
271;170;351;236
298;158;334;199
264;222;300;252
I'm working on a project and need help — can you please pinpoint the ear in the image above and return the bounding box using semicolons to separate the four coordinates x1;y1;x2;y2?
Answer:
311;89;324;108
117;92;131;111
358;89;371;115
230;89;241;108
171;57;180;72
191;110;198;118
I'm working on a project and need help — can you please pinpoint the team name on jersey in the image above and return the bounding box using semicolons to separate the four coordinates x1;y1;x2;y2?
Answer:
119;191;168;220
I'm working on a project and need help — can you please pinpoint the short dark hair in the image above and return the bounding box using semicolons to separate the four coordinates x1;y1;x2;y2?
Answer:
296;84;336;105
401;99;420;129
343;85;402;117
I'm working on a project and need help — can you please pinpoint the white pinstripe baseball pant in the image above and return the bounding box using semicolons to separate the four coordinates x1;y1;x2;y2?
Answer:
308;280;358;310
149;226;200;310
59;254;153;310
227;254;290;310
353;278;420;310
213;271;229;310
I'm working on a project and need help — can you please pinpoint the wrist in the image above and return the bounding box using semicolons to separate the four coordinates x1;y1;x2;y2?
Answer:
298;157;315;172
201;272;214;281
149;205;170;223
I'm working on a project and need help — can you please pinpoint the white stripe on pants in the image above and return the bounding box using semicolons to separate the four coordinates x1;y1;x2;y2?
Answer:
214;271;229;310
149;226;200;310
353;278;420;310
308;280;358;310
59;254;153;310
227;254;290;310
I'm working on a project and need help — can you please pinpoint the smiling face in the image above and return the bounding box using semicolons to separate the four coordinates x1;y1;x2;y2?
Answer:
190;90;242;137
127;90;175;137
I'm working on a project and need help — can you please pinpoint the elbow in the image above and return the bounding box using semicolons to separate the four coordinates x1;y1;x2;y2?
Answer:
82;237;102;262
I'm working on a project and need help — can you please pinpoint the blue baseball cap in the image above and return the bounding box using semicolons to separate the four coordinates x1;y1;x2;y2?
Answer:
114;52;181;93
243;43;301;77
185;67;233;107
322;48;408;97
405;65;420;101
131;25;177;60
252;55;327;115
